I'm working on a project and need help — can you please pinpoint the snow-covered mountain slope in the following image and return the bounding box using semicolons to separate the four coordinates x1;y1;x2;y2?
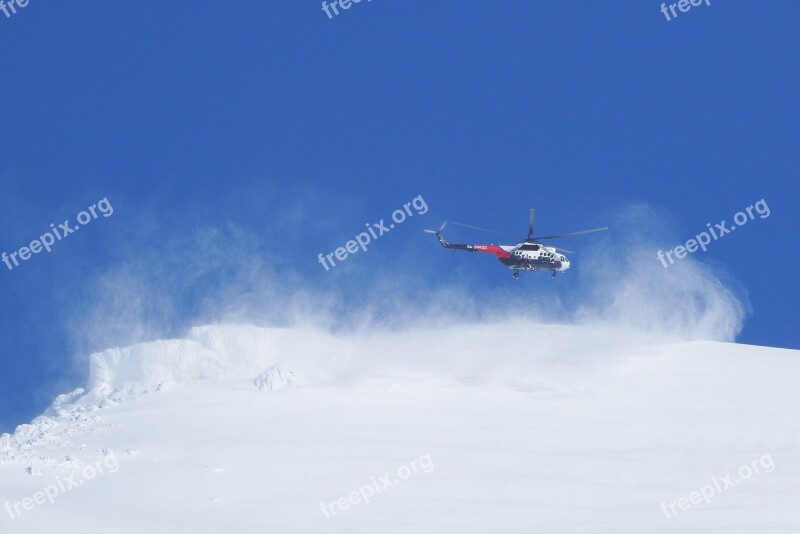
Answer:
1;323;798;533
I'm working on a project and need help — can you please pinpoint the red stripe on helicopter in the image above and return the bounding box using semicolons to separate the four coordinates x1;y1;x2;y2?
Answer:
472;245;511;258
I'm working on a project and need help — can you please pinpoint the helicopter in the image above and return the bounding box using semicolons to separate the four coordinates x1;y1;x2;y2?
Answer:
424;209;607;279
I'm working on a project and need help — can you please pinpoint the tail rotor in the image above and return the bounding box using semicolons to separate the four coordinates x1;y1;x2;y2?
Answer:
423;221;448;236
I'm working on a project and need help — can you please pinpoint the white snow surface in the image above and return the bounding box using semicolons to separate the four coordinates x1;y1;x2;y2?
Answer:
1;322;798;533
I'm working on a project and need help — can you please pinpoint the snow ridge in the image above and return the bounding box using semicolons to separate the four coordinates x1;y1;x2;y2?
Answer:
2;325;315;467
0;321;675;468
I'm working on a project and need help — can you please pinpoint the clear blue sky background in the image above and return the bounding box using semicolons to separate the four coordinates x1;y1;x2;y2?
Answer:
1;1;798;432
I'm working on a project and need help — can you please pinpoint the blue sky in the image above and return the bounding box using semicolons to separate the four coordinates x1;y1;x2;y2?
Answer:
1;0;798;432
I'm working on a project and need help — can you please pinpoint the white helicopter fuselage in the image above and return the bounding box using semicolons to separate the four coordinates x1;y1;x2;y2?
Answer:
498;243;571;272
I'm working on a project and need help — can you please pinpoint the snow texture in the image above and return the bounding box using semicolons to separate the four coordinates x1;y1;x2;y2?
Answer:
1;322;798;533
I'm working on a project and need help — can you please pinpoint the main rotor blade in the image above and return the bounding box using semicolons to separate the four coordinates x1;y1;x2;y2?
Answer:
554;247;576;254
451;221;506;235
534;227;608;240
528;208;535;240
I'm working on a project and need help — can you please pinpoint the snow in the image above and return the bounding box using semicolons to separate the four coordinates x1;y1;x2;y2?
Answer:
1;322;798;532
253;366;300;391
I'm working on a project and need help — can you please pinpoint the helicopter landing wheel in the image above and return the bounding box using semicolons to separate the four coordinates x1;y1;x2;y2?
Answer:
513;271;520;280
552;271;557;278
